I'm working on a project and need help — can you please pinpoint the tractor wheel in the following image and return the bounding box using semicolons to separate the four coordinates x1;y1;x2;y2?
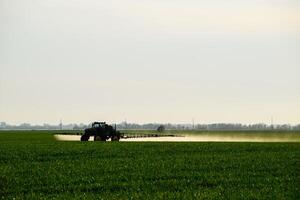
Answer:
80;135;90;141
94;136;101;141
111;135;120;142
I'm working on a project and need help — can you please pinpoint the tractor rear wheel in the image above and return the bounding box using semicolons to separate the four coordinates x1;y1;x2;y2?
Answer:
80;134;90;141
111;135;120;142
94;136;101;141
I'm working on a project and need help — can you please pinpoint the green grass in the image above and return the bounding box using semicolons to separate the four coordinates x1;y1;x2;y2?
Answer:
0;131;299;199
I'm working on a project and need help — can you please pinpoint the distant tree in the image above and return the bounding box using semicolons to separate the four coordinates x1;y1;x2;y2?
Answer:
157;125;165;132
73;124;80;130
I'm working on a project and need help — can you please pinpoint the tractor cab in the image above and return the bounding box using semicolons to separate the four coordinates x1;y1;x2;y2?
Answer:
92;122;106;128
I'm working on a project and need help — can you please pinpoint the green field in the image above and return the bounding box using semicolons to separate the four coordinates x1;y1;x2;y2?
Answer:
0;131;299;199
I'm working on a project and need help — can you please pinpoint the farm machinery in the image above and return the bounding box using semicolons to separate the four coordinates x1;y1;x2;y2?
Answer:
80;122;181;142
81;122;122;141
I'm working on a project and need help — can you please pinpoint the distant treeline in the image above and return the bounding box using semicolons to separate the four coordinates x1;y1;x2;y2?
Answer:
0;121;299;131
118;123;300;131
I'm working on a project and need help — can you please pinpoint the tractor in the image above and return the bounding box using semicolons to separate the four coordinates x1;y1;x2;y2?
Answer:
81;122;122;142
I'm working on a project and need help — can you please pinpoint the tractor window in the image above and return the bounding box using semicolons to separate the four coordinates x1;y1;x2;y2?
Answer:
93;123;100;128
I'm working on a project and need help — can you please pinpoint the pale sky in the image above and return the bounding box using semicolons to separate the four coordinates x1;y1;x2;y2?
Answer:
0;0;299;125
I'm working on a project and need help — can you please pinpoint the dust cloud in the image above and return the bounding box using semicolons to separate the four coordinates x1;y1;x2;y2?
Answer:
54;134;300;142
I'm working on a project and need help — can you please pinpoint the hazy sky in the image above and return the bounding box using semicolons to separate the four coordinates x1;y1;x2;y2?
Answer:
0;0;299;125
